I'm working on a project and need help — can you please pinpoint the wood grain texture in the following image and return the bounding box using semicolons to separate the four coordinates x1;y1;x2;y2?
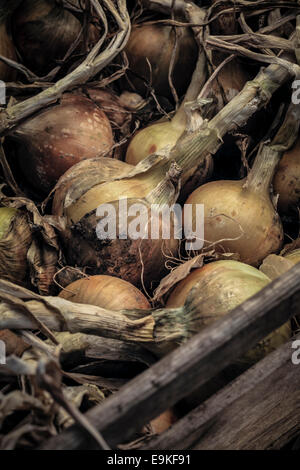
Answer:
143;334;300;450
39;263;300;449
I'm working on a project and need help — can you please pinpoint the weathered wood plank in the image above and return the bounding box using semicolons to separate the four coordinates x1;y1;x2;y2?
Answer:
143;334;300;450
40;263;300;450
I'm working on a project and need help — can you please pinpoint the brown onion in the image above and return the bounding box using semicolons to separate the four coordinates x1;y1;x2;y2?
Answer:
12;0;99;75
59;275;150;311
12;93;114;194
273;136;300;214
123;23;198;99
284;248;300;264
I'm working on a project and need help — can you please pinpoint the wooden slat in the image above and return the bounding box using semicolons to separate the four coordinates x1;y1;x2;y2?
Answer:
40;263;300;450
143;334;300;450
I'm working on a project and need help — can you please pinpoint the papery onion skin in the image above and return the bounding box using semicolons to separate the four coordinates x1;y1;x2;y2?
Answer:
59;275;150;310
167;260;291;364
0;22;17;81
184;179;283;266
0;207;33;286
273;137;300;214
13;93;114;194
123;24;198;99
12;0;99;75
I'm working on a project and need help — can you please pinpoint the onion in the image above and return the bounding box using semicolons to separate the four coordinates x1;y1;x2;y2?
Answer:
125;32;212;196
52;64;285;286
166;260;291;365
284;248;300;264
273;136;300;214
0;17;17;81
52;157;179;288
86;88;133;131
11;93;114;194
125;40;207;165
59;275;150;311
123;23;198;99
184;136;284;266
12;0;99;75
0;207;33;285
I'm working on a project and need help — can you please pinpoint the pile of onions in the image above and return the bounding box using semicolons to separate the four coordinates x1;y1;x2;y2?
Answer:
166;260;291;365
11;93;114;194
123;23;198;99
59;274;150;311
12;0;99;75
184;136;284;266
52;156;179;288
0;207;32;285
273;135;300;214
0;10;17;82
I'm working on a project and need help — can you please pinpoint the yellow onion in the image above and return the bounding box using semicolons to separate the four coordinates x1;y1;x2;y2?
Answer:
210;58;250;113
273;136;300;214
0;207;33;285
123;23;198;99
59;275;150;311
12;0;99;75
184;142;284;266
167;260;291;365
11;93;114;194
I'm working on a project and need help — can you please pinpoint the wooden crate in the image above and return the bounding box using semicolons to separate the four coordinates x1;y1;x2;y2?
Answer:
40;263;300;450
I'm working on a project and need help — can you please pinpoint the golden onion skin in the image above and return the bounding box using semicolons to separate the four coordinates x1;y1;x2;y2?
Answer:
12;0;99;75
273;138;300;214
167;260;291;365
123;24;198;99
184;179;283;266
13;94;114;194
59;275;150;311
